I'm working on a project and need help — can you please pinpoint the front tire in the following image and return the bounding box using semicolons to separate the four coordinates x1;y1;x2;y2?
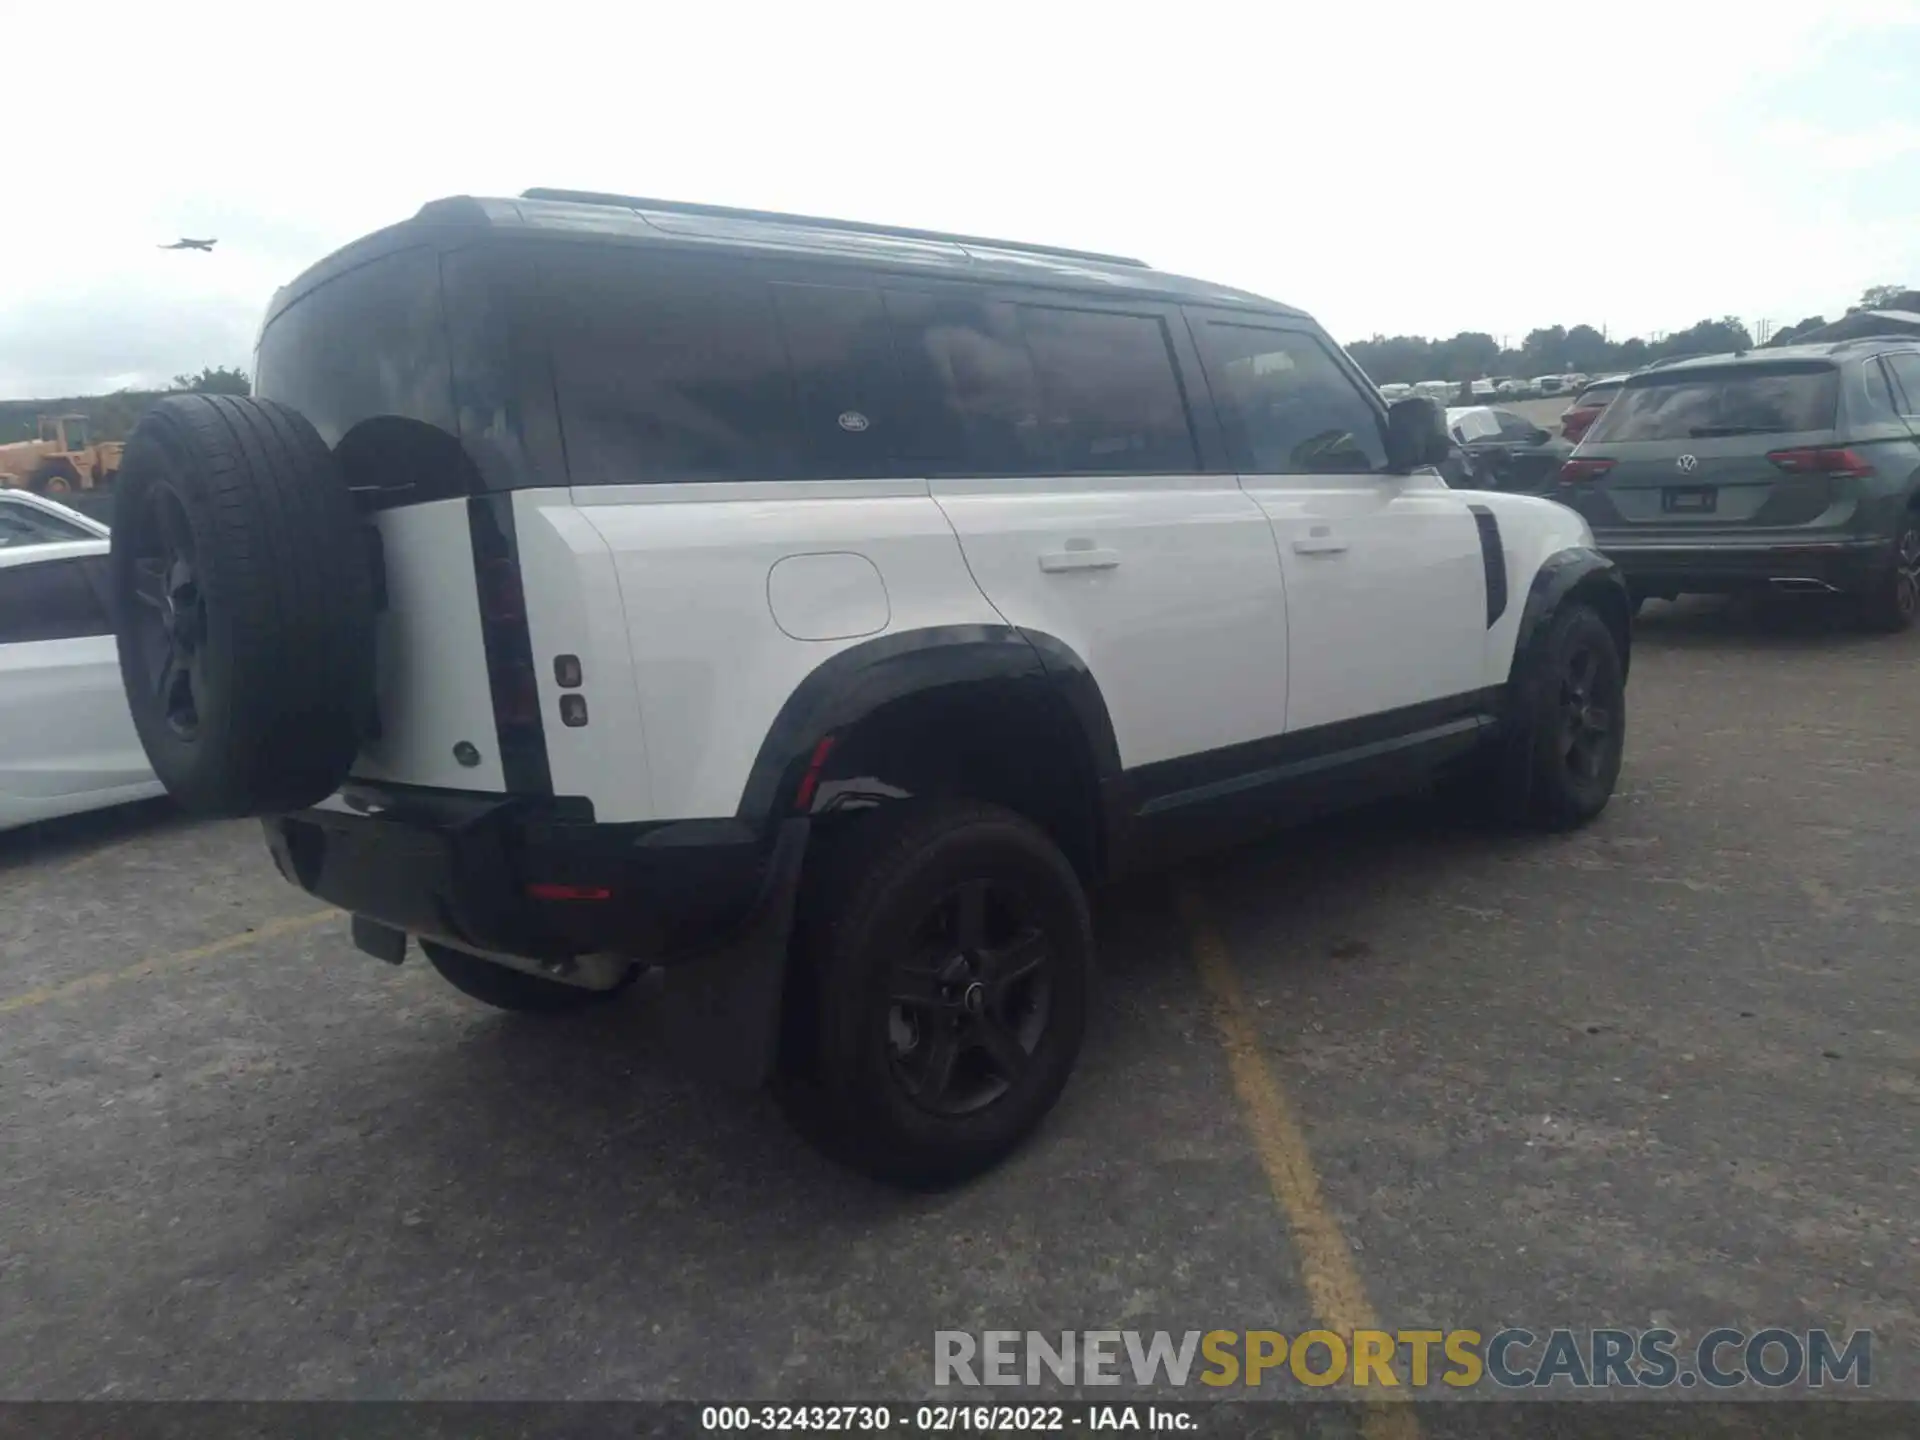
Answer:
1858;520;1920;633
421;939;636;1014
1491;602;1626;830
778;801;1093;1189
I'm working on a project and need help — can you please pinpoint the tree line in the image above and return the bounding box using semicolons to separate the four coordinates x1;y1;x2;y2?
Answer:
0;366;250;447
1345;285;1916;387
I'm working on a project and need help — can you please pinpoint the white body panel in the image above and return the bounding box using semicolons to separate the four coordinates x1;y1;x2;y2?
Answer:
928;474;1289;768
0;539;163;832
512;489;655;820
572;479;1002;822
350;498;506;793
1242;471;1491;732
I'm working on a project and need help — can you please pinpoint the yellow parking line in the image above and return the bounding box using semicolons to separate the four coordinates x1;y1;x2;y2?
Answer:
0;909;336;1015
1177;882;1420;1440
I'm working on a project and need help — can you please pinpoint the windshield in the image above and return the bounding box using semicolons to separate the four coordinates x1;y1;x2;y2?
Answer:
1585;365;1838;442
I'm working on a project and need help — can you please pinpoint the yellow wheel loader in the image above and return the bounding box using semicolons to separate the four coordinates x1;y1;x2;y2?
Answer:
0;414;124;494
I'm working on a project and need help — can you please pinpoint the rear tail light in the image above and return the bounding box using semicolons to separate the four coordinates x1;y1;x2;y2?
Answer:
476;557;525;623
1558;458;1616;485
492;660;541;728
792;735;838;813
1766;446;1875;479
525;882;612;902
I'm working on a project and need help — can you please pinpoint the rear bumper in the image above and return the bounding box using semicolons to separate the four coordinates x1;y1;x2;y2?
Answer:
1594;534;1893;593
262;784;806;963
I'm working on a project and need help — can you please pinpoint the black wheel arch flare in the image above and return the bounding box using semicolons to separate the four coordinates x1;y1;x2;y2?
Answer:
734;624;1126;871
1511;546;1632;687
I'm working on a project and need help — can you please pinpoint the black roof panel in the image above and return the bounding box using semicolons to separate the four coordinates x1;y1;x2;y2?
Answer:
266;193;1303;326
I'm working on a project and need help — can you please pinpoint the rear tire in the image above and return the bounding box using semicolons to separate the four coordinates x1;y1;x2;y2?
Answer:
421;940;637;1014
777;801;1093;1189
1488;603;1626;830
1857;520;1920;633
109;395;375;816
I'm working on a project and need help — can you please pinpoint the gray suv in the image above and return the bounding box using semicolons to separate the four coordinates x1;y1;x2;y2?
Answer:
1556;340;1920;628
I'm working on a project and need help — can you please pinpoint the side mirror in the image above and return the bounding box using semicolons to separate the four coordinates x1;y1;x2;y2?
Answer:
1385;397;1451;472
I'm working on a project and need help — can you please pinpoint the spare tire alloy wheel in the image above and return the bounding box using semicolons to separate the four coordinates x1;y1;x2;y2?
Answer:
111;395;375;816
127;487;208;740
887;878;1054;1117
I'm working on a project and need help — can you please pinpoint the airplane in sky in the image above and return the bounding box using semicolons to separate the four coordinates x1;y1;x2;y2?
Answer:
158;238;218;252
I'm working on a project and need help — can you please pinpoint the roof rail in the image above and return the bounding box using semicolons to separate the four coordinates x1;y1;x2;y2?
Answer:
1828;330;1920;349
520;189;1150;269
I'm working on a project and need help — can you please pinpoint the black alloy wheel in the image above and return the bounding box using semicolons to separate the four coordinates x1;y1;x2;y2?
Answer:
1892;524;1920;624
885;877;1054;1117
1557;641;1617;787
126;485;208;740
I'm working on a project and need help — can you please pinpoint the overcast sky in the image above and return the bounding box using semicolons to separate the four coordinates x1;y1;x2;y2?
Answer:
5;0;1918;398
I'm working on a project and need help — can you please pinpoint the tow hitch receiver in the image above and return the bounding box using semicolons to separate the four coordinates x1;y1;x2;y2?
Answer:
351;914;408;966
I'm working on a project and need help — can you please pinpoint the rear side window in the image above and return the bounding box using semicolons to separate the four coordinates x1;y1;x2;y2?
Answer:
0;504;92;548
1585;365;1839;443
538;251;1199;483
256;247;456;449
544;253;802;485
1198;323;1386;474
768;282;902;479
1883;354;1920;417
0;556;111;644
885;293;1197;476
1573;382;1621;407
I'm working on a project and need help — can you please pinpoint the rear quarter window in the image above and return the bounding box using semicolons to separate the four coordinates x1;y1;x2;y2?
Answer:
1585;365;1839;443
255;247;457;448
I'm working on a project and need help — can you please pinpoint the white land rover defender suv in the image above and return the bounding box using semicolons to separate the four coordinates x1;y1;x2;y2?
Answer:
108;191;1630;1186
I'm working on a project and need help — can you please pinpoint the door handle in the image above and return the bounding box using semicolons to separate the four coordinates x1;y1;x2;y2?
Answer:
1291;536;1349;555
1039;547;1121;573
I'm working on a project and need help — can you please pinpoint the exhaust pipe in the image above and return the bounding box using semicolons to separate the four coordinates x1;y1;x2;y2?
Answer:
1768;577;1839;593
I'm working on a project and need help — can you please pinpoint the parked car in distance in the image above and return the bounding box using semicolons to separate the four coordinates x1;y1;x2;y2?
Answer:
1557;340;1920;627
1531;375;1569;397
1445;406;1573;492
1469;378;1498;401
0;487;109;550
1560;375;1628;444
0;530;165;831
1494;377;1530;398
1413;380;1456;404
1379;382;1413;401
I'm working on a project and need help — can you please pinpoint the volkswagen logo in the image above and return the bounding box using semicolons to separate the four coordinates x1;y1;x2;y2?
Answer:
1676;454;1699;474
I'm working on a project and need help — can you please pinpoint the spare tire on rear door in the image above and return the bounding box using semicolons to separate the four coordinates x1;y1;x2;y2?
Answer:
110;394;375;816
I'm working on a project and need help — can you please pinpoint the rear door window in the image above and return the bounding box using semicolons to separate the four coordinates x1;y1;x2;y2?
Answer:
0;556;112;644
1882;353;1920;418
1196;323;1387;474
0;504;92;549
884;294;1198;476
1585;365;1839;443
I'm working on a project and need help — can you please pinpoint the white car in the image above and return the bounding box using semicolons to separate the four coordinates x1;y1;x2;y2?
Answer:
0;492;164;831
105;190;1633;1185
